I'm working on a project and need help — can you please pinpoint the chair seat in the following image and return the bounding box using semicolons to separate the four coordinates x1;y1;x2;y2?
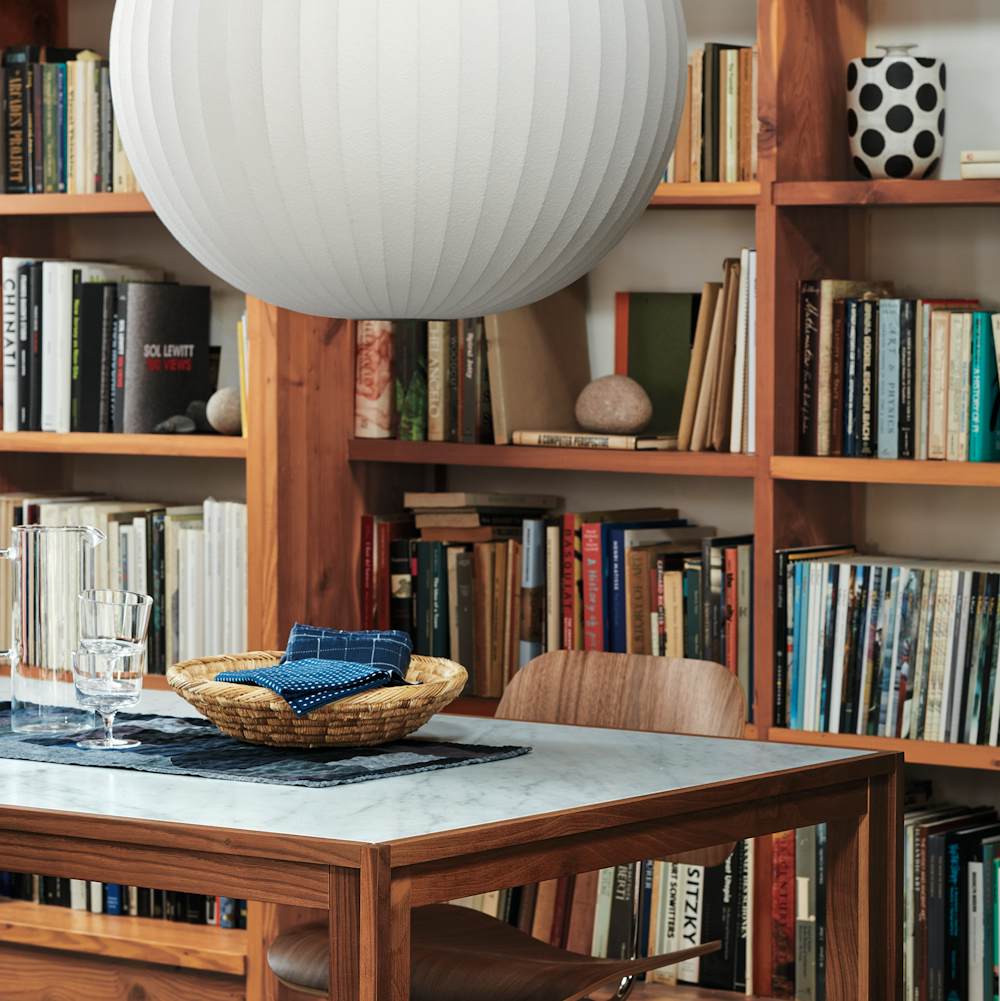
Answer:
268;903;720;1001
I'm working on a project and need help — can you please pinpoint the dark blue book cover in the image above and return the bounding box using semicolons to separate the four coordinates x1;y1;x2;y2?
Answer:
104;883;123;916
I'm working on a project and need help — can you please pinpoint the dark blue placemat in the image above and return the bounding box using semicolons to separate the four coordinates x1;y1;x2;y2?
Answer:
0;704;529;788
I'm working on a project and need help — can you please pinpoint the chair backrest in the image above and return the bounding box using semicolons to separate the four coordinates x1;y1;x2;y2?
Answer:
496;650;746;739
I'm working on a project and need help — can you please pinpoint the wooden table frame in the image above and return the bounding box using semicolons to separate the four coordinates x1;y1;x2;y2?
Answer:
0;750;901;1000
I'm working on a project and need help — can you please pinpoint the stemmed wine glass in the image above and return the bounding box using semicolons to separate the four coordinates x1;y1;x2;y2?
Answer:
73;590;152;750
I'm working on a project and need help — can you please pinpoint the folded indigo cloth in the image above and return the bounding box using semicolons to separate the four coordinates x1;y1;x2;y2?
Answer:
215;657;409;717
280;624;413;675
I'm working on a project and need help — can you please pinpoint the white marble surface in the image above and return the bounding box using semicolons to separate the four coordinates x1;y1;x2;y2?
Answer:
0;681;868;844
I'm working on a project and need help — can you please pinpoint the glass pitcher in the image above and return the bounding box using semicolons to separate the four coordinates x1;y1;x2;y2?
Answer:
3;525;105;734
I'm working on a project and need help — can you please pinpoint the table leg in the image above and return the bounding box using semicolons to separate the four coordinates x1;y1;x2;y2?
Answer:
330;866;361;1001
826;767;902;1001
359;846;411;1001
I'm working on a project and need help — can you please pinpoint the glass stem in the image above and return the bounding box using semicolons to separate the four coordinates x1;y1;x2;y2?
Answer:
101;712;115;746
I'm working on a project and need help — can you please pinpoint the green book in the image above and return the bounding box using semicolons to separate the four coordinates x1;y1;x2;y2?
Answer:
614;292;699;436
394;320;428;441
416;541;449;657
969;311;1000;462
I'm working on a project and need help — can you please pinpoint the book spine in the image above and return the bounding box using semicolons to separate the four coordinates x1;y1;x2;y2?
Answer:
56;64;67;193
877;299;900;459
970;312;1000;462
42;65;58;193
69;271;82;431
928;311;951;460
859;298;878;458
360;514;375;630
31;64;42;193
3;66;29;193
798;281;821;454
774;551;789;727
447;321;459;442
899;299;917;459
946;314;969;461
771;829;796;998
581;523;604;651
430;541;448;657
99;66;113;193
607;527;628;653
427;320;447;442
606;864;636;960
461;320;478;443
561;515;577;650
830;299;846;456
28;263;42;431
389;538;414;641
677;864;705;984
354;319;394;439
1;259;21;433
518;519;545;667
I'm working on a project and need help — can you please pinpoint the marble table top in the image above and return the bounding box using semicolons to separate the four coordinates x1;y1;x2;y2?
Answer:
0;681;869;845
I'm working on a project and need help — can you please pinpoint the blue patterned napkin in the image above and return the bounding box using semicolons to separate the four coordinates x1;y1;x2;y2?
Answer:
215;658;408;717
281;624;413;673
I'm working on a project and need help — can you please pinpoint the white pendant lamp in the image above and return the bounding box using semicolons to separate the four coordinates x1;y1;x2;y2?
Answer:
110;0;686;319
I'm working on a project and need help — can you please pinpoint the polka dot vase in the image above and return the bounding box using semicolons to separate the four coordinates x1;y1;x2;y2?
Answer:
847;44;946;180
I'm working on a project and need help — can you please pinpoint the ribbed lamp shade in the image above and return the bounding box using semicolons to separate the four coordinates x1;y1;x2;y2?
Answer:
110;0;686;320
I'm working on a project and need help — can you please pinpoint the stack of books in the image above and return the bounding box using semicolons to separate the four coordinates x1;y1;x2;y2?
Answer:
774;546;1000;745
796;280;1000;461
1;44;140;194
455;841;753;993
355;318;492;443
0;872;246;928
0;494;247;674
1;257;214;435
961;150;1000;180
772;791;1000;1001
663;44;759;184
361;493;754;711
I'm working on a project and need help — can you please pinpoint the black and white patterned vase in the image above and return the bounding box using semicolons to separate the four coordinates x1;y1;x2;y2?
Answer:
847;44;946;179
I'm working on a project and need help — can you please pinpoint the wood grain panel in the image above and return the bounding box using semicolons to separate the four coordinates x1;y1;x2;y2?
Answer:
0;830;329;908
0;942;244;1001
403;781;869;907
775;179;1000;207
246;901;327;1001
331;866;361;1001
0;193;153;216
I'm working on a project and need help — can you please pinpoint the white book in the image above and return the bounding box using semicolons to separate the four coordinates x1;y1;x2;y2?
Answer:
915;301;931;461
970;860;985;1001
180;526;205;660
69;878;88;910
223;502;236;652
961;150;1000;164
591;867;615;958
203;499;217;655
828;564;851;733
40;261;161;433
937;570;961;743
730;248;751;453
88;880;103;913
236;503;247;650
676;864;704;984
855;565;879;736
944;312;971;461
127;884;139;916
960;162;1000;179
926;569;955;741
2;257;33;432
745;249;757;455
132;516;147;593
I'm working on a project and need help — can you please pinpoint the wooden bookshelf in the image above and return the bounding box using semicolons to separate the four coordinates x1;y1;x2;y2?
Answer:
771;455;1000;487
0;432;246;459
767;727;1000;771
348;438;757;478
0;897;246;975
634;987;777;1001
773;178;1000;207
0;193;153;216
649;181;760;208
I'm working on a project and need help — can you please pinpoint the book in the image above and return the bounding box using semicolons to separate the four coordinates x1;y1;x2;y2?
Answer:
1;257;31;432
116;282;211;434
970;312;1000;462
960;163;1000;179
519;519;545;667
484;282;590;445
354;319;395;439
404;492;560;511
614;291;698;436
511;430;678;451
427;320;449;442
678;283;722;451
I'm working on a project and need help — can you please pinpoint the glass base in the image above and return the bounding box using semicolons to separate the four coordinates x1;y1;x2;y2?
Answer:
76;737;141;751
18;720;87;735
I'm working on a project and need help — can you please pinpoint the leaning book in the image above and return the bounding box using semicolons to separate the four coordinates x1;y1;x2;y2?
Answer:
511;431;678;451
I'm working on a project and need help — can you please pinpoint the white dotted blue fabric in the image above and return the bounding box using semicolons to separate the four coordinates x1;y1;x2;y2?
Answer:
216;657;409;717
216;627;416;717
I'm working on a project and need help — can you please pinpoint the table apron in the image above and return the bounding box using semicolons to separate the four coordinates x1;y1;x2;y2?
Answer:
0;828;329;908
400;778;869;907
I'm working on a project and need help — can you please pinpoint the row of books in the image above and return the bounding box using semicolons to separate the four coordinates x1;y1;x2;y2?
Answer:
774;546;1000;747
664;44;759;184
1;257;214;435
2;45;140;194
0;494;247;674
797;280;1000;461
354;317;492;443
0;872;245;929
772;794;1000;1001
362;492;754;710
522;253;758;455
454;841;753;992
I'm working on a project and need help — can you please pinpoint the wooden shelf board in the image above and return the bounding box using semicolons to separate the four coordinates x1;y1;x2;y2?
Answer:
768;727;1000;771
0;432;246;459
349;439;757;478
444;695;500;717
0;193;153;216
649;181;760;208
774;179;1000;207
771;455;1000;487
632;985;775;1000
0;898;246;976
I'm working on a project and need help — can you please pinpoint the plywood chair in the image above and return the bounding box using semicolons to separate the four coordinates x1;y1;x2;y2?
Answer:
267;651;747;999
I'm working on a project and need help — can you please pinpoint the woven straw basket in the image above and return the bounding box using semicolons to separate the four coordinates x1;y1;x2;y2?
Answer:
167;651;468;748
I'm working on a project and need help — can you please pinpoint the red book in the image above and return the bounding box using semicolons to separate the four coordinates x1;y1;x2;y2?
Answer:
360;515;375;629
771;829;796;998
375;519;408;630
724;546;739;674
581;522;604;651
565;871;600;956
561;514;579;649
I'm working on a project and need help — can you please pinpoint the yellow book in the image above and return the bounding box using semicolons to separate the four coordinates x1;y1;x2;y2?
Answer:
236;316;248;437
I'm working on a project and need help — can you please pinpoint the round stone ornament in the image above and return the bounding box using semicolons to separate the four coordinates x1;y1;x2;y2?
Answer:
574;375;653;435
206;387;243;436
848;44;945;180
